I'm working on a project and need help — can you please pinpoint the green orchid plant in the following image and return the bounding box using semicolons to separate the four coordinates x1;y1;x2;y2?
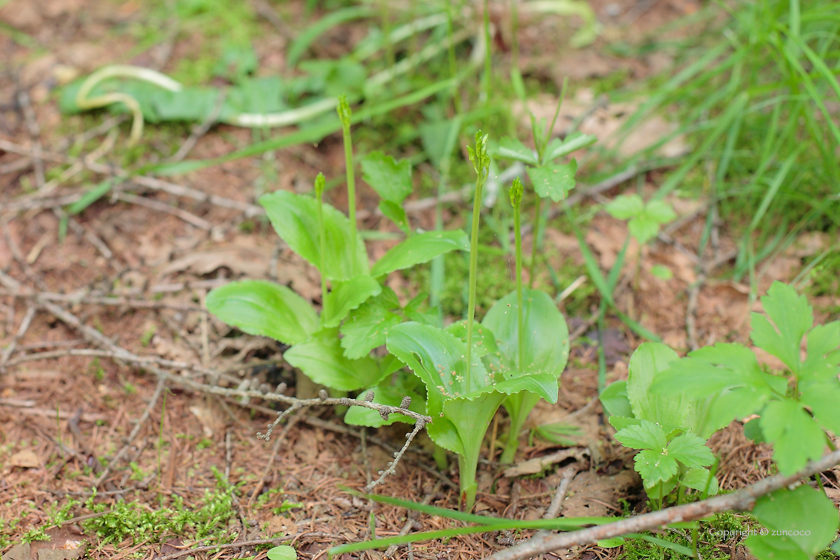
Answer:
383;132;575;509
602;282;840;560
206;96;468;396
490;93;595;463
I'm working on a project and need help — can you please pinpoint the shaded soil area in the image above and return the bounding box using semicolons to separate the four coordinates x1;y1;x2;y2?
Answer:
1;1;838;559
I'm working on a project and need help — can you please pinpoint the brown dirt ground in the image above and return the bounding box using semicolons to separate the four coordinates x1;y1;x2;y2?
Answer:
1;1;839;560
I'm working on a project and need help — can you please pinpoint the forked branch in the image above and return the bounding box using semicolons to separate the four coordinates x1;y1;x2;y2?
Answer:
485;448;840;560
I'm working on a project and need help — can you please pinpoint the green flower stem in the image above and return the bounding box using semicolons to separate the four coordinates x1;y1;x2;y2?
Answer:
482;0;492;101
529;196;542;289
465;132;490;393
315;173;328;310
511;179;525;370
458;452;479;512
337;96;358;276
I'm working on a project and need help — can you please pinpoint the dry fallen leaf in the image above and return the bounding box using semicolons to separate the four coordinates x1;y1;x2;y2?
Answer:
10;449;40;469
502;449;582;477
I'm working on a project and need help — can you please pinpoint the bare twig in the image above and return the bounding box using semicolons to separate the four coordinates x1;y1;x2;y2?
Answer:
0;305;35;372
94;378;167;488
485;448;840;560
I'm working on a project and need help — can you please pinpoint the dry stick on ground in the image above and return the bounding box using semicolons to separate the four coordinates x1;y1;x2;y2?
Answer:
248;409;304;505
485;448;840;560
93;378;168;488
0;304;35;372
0;268;431;491
537;464;580;539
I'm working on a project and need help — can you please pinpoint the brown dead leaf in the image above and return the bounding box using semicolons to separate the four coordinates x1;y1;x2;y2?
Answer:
515;92;689;158
2;527;86;560
159;241;272;279
502;449;581;477
10;449;40;469
188;398;227;438
267;516;298;535
561;469;640;517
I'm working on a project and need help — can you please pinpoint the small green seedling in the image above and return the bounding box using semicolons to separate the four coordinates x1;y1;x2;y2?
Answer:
604;282;840;560
599;343;720;508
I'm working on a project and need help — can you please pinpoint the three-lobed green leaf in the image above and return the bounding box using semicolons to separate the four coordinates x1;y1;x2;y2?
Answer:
360;151;413;204
751;282;814;375
527;160;578;202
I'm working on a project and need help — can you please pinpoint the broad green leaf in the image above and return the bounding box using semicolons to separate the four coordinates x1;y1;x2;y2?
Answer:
543;132;597;162
745;535;810;560
644;200;677;224
667;434;714;469
750;282;813;374
260;190;368;280
344;383;426;427
681;468;718;495
361;151;413;204
445;320;502;364
386;322;491;417
608;416;642;431
627;343;686;431
527;160;578;202
605;194;643;220
747;485;840;559
494;136;538;166
799;379;840;435
597;537;624;548
284;328;384;391
371;230;469;277
482;289;570;378
759;399;827;474
652;343;767;396
599;381;632;418
206;280;318;345
266;545;297;560
378;200;410;233
628;214;661;244
614;420;667;451
340;289;402;359
492;373;558;403
322;276;381;328
802;322;840;380
634;449;678;486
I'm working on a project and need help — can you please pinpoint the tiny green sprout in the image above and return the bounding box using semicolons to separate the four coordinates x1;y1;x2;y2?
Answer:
509;177;524;209
336;94;352;128
467;131;490;180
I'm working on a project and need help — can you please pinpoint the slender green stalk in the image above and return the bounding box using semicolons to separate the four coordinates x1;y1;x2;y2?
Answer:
446;0;462;113
465;132;490;392
510;0;519;66
482;0;492;101
315;173;328;308
337;96;358;276
510;178;525;371
381;0;394;68
529;196;542;288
